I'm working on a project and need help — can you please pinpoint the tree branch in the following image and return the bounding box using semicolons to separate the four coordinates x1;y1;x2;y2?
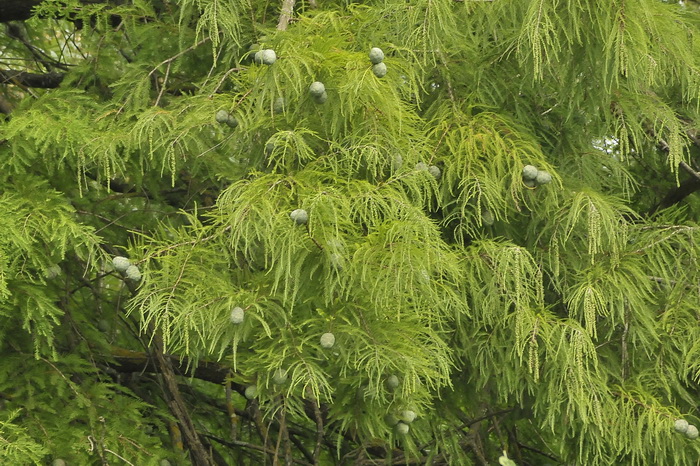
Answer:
203;433;313;465
0;69;64;88
645;132;700;215
311;399;324;464
648;172;700;215
105;347;230;385
150;332;216;465
5;23;70;71
680;161;700;181
276;0;295;31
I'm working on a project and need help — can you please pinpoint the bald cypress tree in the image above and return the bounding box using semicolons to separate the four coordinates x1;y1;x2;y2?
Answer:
1;0;700;464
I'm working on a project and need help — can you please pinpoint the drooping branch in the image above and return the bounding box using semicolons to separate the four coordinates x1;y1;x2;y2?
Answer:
0;69;65;88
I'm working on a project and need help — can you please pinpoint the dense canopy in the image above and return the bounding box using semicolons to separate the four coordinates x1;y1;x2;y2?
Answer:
1;0;700;464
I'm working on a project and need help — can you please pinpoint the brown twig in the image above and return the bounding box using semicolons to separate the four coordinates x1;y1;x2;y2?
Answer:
154;61;171;107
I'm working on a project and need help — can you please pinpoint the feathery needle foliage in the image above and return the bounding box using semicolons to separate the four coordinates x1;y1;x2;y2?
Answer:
1;0;700;464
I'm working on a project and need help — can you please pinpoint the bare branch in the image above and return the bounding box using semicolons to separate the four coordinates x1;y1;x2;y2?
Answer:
204;433;313;465
287;434;315;464
680;161;700;181
645;131;700;215
277;0;295;31
311;399;324;463
5;22;70;71
0;69;64;88
151;330;216;465
105;347;230;385
648;171;700;215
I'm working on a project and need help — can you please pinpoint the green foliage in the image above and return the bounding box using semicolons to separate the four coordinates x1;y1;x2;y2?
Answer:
1;0;700;464
0;410;47;464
